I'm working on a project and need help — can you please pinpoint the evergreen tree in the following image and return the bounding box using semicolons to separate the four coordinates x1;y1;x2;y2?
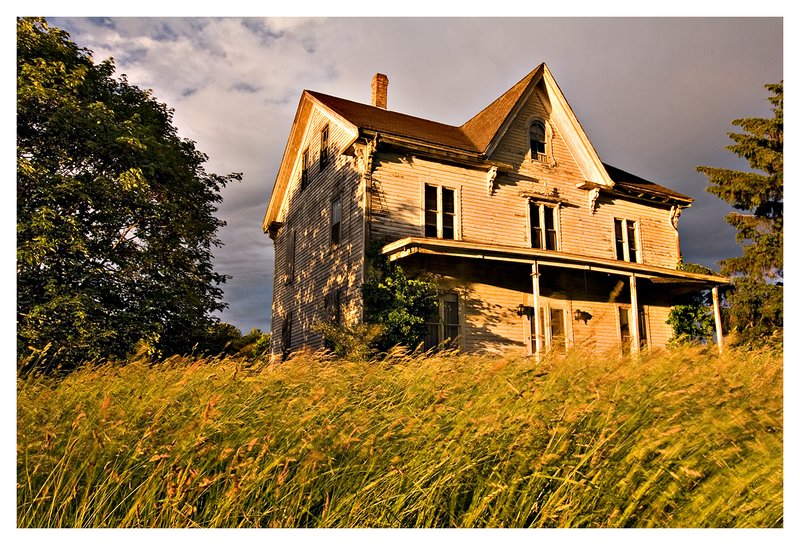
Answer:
17;18;241;368
697;82;782;346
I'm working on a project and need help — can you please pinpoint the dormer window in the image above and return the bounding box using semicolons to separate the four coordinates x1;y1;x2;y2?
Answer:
530;120;547;162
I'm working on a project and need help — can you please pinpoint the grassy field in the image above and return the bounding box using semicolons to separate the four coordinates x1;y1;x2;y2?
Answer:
16;345;782;528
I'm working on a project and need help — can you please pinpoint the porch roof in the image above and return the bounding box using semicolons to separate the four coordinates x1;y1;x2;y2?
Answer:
381;237;729;288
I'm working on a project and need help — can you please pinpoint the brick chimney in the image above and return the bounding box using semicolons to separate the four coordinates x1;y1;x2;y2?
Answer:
371;73;388;109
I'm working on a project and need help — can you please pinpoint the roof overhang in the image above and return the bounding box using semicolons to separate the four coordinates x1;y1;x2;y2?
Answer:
381;237;728;288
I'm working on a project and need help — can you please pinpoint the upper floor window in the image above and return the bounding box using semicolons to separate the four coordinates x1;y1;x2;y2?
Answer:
614;218;639;262
284;228;295;284
530;120;547;162
424;184;457;240
330;195;342;245
300;149;309;191
530;202;558;250
319;125;329;171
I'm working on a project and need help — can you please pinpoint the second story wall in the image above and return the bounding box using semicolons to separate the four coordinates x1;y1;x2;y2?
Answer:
368;82;681;269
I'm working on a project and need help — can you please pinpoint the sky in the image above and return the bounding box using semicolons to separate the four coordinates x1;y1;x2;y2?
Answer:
30;15;784;336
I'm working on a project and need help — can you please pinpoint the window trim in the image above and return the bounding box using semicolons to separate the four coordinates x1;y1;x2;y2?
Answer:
280;310;293;360
422;183;460;240
529;120;547;162
613;218;641;263
528;301;571;355
284;228;295;284
330;194;342;246
425;292;462;350
529;201;560;251
319;124;329;171
300;148;309;191
616;304;648;354
527;118;552;164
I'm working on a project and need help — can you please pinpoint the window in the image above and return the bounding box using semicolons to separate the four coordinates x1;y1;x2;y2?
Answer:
300;149;309;191
330;196;342;245
530;202;558;250
280;311;292;361
319;125;329;171
530;120;546;161
618;306;631;354
425;293;460;350
614;218;639;262
324;288;342;324
529;304;568;354
424;184;457;240
638;307;649;350
284;228;295;284
618;306;648;354
550;307;566;353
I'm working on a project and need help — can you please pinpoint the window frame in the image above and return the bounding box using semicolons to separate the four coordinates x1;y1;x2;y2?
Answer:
529;201;559;251
300;148;309;191
284;228;295;284
613;218;641;263
529;119;547;162
422;183;459;240
324;288;342;325
616;305;648;354
280;310;293;361
319;124;329;171
330;194;342;246
424;292;462;350
528;301;570;355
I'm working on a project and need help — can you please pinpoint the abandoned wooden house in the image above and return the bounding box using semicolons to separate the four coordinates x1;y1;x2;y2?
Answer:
263;63;728;360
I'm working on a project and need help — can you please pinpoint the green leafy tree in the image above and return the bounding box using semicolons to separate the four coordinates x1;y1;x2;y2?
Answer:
17;18;241;367
667;262;715;346
361;249;438;353
697;82;782;347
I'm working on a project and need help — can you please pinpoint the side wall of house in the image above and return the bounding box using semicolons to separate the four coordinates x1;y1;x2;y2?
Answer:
270;107;365;358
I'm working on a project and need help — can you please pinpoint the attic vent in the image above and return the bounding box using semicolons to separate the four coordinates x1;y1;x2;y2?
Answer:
371;73;388;109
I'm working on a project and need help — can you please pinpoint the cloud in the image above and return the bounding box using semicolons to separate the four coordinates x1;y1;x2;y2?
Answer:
49;17;783;334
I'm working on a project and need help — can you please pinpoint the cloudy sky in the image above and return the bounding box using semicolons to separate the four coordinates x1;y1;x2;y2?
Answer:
44;16;783;335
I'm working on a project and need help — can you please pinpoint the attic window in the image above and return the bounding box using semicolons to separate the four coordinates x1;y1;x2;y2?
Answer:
529;120;546;162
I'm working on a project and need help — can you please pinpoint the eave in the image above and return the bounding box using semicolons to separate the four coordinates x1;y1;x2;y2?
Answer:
381;237;728;288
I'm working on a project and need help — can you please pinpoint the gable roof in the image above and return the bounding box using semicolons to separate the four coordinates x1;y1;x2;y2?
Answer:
307;90;477;152
264;64;691;231
460;64;544;151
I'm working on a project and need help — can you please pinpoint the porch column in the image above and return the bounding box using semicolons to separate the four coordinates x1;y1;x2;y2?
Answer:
532;261;541;362
712;286;724;354
629;274;640;356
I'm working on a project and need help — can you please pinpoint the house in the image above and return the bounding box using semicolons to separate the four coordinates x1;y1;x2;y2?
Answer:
263;64;727;360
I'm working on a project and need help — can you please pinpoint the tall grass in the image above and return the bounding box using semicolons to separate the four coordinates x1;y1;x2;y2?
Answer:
17;345;782;528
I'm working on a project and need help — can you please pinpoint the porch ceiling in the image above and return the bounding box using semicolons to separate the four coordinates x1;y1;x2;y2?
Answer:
381;237;729;288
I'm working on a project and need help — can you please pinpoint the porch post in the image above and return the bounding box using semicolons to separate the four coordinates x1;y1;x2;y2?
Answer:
532;261;541;362
712;286;724;354
629;273;640;356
